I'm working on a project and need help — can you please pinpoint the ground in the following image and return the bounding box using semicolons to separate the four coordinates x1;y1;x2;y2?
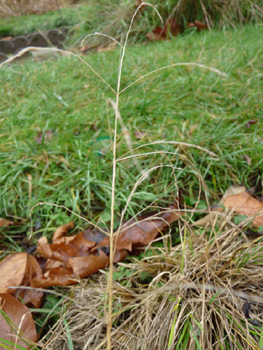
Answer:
0;5;263;349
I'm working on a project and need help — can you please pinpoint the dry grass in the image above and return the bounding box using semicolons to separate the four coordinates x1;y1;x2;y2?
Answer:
41;214;263;350
0;0;72;18
170;0;263;28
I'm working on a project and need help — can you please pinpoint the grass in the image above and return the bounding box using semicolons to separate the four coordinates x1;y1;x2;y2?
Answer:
0;19;263;348
1;25;262;240
0;2;92;37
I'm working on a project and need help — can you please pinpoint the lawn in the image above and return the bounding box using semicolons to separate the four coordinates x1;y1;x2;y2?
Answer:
0;16;263;349
1;24;262;239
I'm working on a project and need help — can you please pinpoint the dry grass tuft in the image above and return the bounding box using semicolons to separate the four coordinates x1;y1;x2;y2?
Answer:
43;216;263;350
0;0;72;18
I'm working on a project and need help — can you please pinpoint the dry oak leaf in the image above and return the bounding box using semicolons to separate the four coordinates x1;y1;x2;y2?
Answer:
96;202;181;252
194;186;246;226
223;192;263;228
187;20;208;31
36;223;109;286
147;19;181;41
0;253;43;308
0;293;38;349
34;129;53;144
0;218;13;227
35;200;180;286
195;186;263;228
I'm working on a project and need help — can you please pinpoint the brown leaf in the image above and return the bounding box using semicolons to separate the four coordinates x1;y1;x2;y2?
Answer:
35;224;107;286
246;119;257;128
244;154;251;166
37;232;96;262
33;200;181;286
52;221;74;243
0;293;38;348
0;253;43;308
193;20;208;31
187;20;208;31
189;124;198;136
68;250;109;277
195;186;263;229
83;228;106;244
146;26;166;41
96;201;181;252
97;42;117;52
134;130;147;140
0;218;13;227
147;19;181;41
223;192;263;228
79;44;99;53
34;129;53;144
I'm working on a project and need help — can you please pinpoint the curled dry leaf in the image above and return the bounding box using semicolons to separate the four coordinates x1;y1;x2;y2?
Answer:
223;191;263;228
244;154;251;166
195;186;263;229
187;20;208;31
96;201;181;253
134;130;147;140
0;252;43;308
34;129;53;144
0;293;38;349
246;119;257;128
147;18;181;41
0;218;13;227
189;124;198;136
35;199;181;286
36;223;107;287
52;221;74;243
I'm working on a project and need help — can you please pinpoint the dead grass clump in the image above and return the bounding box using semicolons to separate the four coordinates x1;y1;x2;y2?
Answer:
43;220;263;350
81;0;263;48
168;0;263;28
0;0;71;18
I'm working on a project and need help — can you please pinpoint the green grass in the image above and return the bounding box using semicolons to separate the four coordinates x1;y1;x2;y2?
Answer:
0;24;263;250
0;3;93;37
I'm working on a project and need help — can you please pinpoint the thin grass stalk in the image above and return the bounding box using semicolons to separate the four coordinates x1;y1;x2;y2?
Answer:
106;5;162;347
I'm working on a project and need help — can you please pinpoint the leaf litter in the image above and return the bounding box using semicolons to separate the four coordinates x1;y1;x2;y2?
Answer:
2;187;263;347
0;199;181;347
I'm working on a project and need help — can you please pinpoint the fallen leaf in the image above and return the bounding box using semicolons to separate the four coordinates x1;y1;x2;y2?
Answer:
96;201;181;252
195;186;263;229
223;192;263;228
244;154;251;166
97;42;117;52
35;223;107;286
52;221;74;243
34;129;53;144
0;253;43;308
134;130;147;139
189;124;198;136
187;20;208;31
195;186;246;226
0;218;13;227
80;44;100;54
146;26;166;41
246;120;257;128
34;199;181;286
147;18;181;41
0;293;38;349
